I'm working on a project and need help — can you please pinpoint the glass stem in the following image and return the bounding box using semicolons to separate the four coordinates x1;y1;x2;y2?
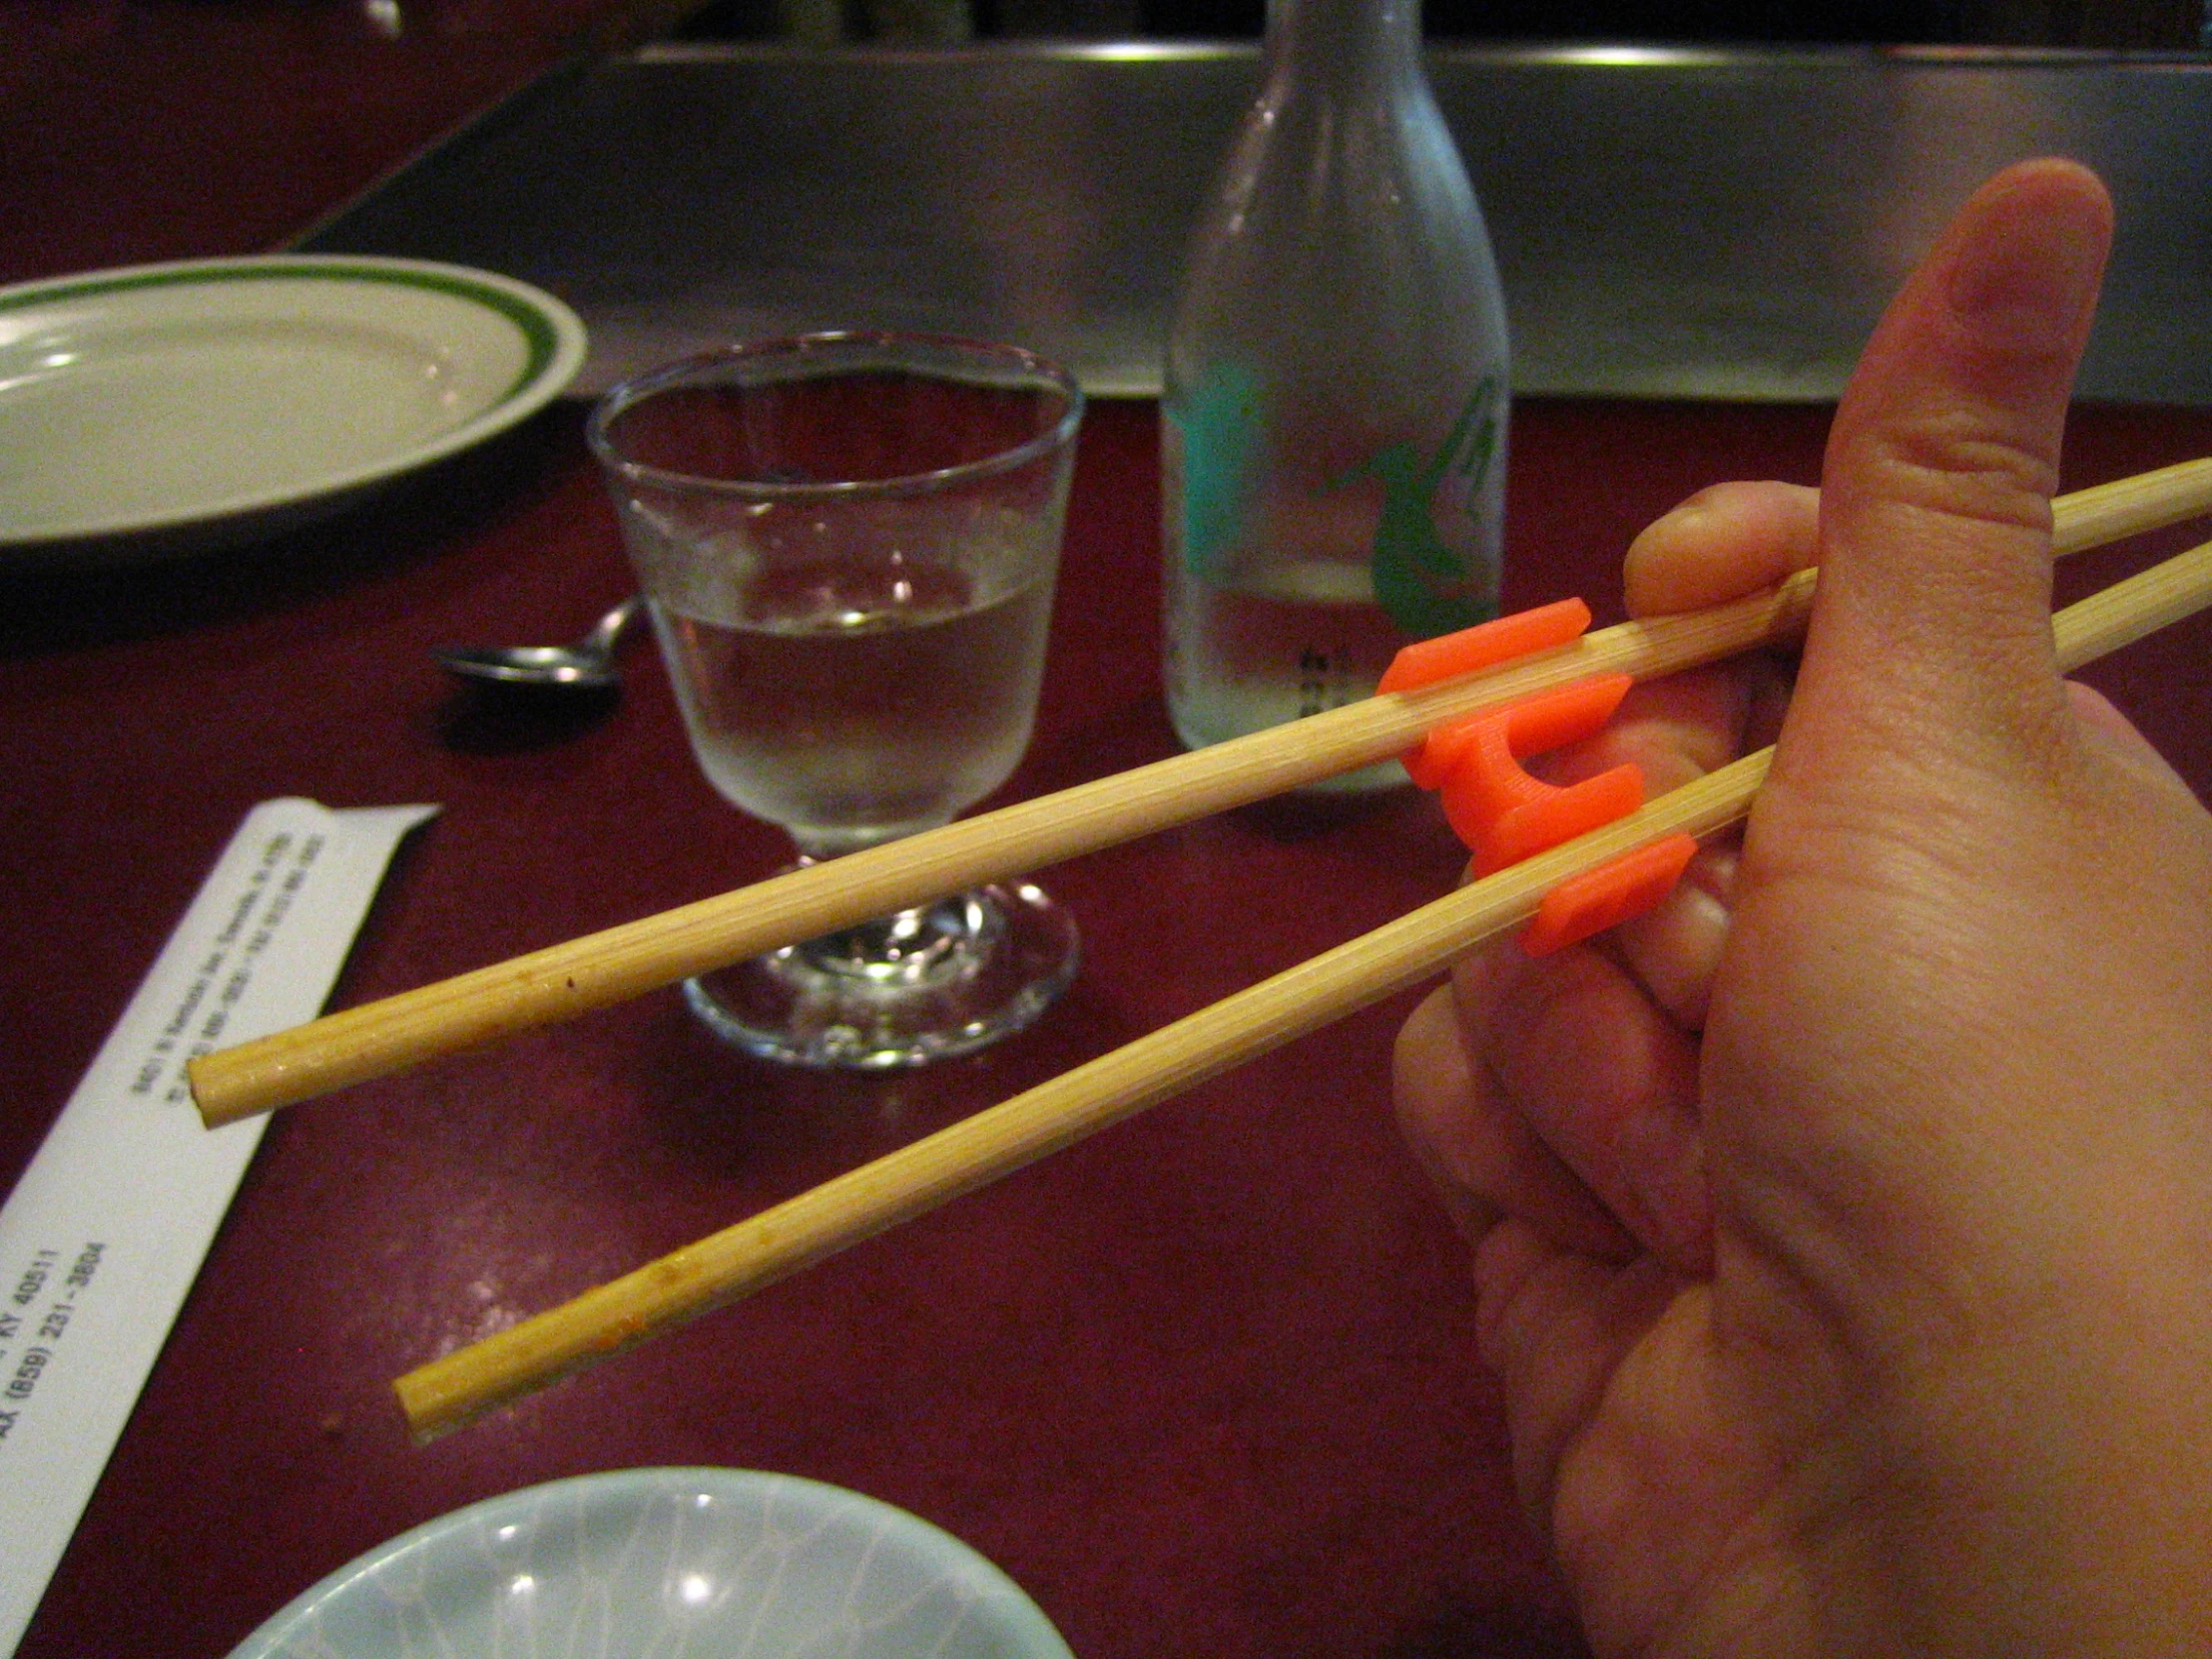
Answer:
788;819;954;863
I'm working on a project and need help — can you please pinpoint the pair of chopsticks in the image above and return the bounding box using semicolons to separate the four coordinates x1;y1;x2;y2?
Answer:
185;458;2212;1438
187;457;2212;1128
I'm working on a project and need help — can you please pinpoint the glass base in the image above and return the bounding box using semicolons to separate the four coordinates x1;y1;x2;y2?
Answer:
683;880;1078;1069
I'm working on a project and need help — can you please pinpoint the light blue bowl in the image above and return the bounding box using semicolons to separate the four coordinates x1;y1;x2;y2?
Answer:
228;1466;1076;1658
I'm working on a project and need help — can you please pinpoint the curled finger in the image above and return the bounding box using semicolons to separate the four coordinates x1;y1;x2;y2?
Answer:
1392;982;1635;1261
1452;936;1713;1276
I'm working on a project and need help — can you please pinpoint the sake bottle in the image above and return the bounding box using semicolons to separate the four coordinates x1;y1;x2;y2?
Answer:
1160;0;1509;792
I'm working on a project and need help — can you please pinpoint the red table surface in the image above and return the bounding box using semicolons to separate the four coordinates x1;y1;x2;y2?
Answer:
3;392;2209;1659
0;0;676;286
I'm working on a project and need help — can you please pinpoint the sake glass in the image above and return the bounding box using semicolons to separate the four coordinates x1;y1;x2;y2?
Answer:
589;331;1084;1068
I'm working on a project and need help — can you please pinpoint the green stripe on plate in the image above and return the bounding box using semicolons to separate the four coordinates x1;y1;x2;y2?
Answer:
0;261;564;404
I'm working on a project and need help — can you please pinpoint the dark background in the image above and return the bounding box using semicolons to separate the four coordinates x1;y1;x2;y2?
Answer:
677;0;2209;51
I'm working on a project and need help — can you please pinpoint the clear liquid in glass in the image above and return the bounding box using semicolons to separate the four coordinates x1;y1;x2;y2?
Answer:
656;552;1056;854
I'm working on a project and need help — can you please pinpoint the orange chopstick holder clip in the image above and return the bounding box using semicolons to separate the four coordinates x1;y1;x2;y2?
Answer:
1520;831;1700;957
1377;596;1593;699
1382;599;1691;945
1430;673;1643;875
1381;598;1594;786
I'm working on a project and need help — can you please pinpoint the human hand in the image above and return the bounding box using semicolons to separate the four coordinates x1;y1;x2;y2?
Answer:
1392;158;2212;1656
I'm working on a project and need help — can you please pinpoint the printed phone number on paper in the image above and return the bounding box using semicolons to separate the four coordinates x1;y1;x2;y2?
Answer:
0;1243;105;1438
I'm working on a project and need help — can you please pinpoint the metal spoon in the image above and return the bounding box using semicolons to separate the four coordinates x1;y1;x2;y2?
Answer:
438;595;644;691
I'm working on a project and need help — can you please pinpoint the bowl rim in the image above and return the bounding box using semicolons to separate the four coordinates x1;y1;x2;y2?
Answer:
224;1463;1075;1659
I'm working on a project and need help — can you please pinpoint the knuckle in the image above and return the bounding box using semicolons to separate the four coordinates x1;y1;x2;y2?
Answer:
1846;412;2058;539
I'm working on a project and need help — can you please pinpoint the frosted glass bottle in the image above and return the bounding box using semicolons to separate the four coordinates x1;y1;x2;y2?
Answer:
1160;0;1510;792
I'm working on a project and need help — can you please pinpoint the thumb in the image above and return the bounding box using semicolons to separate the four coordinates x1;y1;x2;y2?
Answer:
1791;158;2113;769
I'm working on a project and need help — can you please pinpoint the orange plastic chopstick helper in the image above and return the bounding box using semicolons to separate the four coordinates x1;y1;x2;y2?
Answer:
1375;596;1593;697
1519;831;1700;956
1381;597;1593;780
1382;605;1681;941
1428;674;1643;873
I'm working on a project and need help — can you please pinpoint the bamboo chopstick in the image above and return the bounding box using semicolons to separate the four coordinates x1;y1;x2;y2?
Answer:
187;458;2212;1128
395;533;2212;1439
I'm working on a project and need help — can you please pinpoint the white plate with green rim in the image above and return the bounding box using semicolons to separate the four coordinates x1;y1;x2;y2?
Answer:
224;1466;1077;1659
0;255;588;565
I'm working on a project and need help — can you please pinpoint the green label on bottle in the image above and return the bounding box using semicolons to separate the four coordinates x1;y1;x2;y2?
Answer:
1172;367;1501;637
1350;376;1502;638
1170;361;1262;583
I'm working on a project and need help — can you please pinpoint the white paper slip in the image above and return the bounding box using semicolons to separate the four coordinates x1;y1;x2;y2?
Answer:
0;797;436;1657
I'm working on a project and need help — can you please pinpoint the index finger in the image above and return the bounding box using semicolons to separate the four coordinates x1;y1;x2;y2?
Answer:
1623;479;1822;618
